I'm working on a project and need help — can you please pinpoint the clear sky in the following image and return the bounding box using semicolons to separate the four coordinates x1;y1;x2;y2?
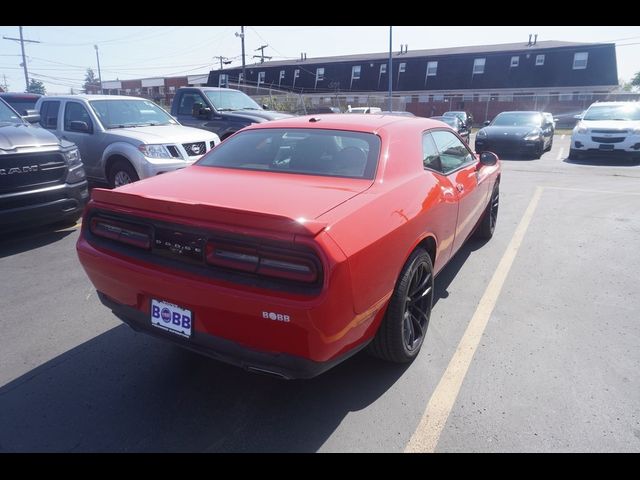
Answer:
1;26;639;93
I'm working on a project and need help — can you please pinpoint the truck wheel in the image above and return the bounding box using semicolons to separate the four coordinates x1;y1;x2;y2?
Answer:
108;160;139;188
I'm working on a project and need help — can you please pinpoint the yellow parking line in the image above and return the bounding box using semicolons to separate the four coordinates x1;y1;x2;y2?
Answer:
404;186;544;453
546;186;640;196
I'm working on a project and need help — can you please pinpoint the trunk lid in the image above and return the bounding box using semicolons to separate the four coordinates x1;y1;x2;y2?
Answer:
91;165;372;236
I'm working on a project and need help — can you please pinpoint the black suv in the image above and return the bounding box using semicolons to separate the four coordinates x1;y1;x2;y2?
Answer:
0;97;88;232
171;87;292;140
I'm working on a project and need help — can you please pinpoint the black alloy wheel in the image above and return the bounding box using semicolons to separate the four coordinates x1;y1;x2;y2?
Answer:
475;182;500;239
369;248;434;363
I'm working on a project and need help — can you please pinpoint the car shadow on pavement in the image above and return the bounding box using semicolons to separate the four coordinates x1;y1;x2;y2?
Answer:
563;156;640;167
433;237;487;306
0;324;409;452
0;226;76;259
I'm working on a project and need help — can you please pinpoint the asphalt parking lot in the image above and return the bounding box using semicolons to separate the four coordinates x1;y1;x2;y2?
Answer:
1;133;639;452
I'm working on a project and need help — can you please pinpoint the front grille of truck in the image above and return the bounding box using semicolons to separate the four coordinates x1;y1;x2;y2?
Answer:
182;142;206;157
0;152;67;194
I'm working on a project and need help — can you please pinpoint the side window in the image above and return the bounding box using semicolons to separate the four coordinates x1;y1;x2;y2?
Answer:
431;130;474;174
40;101;60;129
422;132;441;172
64;102;93;133
178;93;207;116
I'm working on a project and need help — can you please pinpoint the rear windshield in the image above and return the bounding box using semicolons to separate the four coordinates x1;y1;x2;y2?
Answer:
197;128;381;179
2;98;37;115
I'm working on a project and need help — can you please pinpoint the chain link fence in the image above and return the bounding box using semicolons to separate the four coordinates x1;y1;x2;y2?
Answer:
244;85;640;128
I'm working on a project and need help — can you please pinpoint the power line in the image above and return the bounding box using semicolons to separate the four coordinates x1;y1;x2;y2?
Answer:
3;26;41;91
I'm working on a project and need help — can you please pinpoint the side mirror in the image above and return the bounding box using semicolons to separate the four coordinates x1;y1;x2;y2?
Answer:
199;106;212;118
22;109;41;124
483;120;491;126
478;151;498;167
262;104;269;110
573;113;583;120
69;120;90;133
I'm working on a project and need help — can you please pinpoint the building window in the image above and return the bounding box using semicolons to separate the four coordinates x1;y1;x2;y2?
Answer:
418;95;428;103
316;68;325;82
473;58;485;74
380;64;387;74
426;61;438;76
399;62;406;73
510;56;519;67
462;93;474;102
257;72;265;87
573;52;588;70
294;69;300;79
169;86;175;93
351;65;361;80
498;93;513;102
238;73;244;84
536;54;545;66
559;93;573;101
218;74;229;88
433;93;444;101
479;94;490;102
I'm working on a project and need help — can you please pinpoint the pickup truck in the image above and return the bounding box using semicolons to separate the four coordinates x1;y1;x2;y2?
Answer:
170;87;292;140
35;95;220;188
0;97;88;232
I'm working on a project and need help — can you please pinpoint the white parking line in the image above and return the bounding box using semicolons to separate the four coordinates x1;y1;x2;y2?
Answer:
404;186;544;453
561;134;566;140
556;147;565;161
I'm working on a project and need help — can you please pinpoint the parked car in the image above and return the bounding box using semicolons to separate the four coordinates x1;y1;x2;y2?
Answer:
0;97;88;232
443;110;474;129
430;115;470;143
302;106;342;114
553;110;585;129
0;92;42;118
569;102;640;160
36;95;220;188
475;111;554;158
171;87;292;140
381;111;415;117
77;115;501;379
347;106;382;114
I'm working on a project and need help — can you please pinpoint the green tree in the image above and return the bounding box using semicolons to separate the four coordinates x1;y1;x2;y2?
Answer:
631;71;640;89
27;79;46;94
83;68;99;93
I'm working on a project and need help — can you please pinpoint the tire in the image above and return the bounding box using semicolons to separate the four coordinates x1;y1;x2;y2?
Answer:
545;136;553;152
108;159;139;188
369;248;434;363
534;142;544;159
475;182;499;240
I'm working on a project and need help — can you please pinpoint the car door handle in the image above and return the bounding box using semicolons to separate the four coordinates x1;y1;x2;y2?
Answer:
456;184;464;192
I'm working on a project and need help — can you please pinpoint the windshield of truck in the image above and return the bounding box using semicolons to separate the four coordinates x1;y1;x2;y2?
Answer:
0;99;24;124
90;99;178;128
204;90;262;111
583;104;640;121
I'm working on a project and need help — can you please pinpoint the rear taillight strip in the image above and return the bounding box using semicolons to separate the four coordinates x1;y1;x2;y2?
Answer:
90;217;152;250
205;240;319;284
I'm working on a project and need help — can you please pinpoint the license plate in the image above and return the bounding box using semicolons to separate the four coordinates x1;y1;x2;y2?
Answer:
599;144;614;150
151;299;192;338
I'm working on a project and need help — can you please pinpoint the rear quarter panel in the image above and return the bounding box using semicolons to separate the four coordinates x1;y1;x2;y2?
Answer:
319;124;454;314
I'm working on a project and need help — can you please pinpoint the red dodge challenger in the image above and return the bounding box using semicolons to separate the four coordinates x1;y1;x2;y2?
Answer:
77;114;500;379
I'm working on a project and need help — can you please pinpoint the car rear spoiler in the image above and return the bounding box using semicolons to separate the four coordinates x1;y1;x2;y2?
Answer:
90;188;328;237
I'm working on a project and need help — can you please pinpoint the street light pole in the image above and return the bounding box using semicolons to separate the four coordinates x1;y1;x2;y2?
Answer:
3;26;40;92
388;26;393;111
94;45;103;94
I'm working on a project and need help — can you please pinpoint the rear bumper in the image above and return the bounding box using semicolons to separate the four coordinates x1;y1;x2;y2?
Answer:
97;290;369;379
77;227;385;379
0;181;88;231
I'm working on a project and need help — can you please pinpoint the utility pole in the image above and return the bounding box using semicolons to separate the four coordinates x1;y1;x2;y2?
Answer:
214;56;231;70
388;26;393;111
253;45;272;64
3;26;41;92
94;45;103;94
235;26;246;86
